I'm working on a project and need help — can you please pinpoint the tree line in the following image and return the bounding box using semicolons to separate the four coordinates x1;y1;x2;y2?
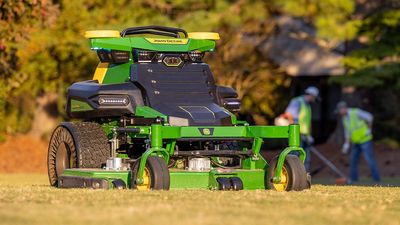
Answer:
0;0;398;141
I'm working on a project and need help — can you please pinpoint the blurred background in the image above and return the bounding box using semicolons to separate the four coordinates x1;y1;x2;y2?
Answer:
0;0;399;183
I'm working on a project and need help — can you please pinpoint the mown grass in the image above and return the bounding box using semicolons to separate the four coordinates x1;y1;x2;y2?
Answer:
0;174;400;225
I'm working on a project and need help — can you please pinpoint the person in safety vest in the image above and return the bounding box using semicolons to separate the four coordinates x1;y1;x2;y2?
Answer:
336;101;380;183
282;86;320;172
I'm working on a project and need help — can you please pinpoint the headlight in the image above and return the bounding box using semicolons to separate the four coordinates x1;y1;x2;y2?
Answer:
223;98;241;112
97;49;130;63
111;50;130;63
136;50;156;62
97;96;129;106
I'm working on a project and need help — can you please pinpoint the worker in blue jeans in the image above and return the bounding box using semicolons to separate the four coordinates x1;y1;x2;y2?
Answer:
337;101;380;183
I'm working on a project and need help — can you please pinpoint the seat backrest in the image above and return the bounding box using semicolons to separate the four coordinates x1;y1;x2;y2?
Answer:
130;63;232;126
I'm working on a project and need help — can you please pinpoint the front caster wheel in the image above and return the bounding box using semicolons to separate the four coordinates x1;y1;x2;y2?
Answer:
131;156;170;190
267;155;310;191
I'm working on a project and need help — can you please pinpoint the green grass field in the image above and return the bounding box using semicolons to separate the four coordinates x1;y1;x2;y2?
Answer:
1;174;400;225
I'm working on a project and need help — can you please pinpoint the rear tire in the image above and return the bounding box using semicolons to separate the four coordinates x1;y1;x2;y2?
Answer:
131;156;170;190
47;122;110;187
267;155;309;191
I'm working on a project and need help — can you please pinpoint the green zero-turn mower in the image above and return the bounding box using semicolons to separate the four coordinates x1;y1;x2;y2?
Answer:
47;26;310;191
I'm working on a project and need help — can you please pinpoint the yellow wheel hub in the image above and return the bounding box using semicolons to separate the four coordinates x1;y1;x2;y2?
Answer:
136;167;151;190
273;166;289;192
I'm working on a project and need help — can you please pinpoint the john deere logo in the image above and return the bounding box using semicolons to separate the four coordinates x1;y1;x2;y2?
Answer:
145;38;189;45
199;128;214;135
163;56;183;67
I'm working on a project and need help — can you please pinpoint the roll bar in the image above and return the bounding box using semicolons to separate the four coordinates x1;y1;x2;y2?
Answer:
120;26;188;38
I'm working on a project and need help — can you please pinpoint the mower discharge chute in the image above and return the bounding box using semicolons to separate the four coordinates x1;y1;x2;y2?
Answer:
48;26;310;191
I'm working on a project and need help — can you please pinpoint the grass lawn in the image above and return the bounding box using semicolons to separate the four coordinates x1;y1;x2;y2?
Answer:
0;174;400;225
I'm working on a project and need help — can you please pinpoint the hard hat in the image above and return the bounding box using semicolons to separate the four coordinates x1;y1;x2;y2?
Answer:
304;86;319;98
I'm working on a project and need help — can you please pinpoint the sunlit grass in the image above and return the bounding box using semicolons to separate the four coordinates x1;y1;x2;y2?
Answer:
0;174;399;225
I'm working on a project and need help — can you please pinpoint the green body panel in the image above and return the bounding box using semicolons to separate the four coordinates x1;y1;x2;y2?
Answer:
101;123;301;142
157;125;298;139
70;99;93;112
135;106;168;121
236;170;266;189
170;169;266;190
90;38;132;51
62;168;266;190
103;62;131;84
90;37;215;52
169;170;210;189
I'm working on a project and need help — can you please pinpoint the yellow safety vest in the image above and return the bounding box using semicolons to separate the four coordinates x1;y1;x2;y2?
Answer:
343;108;373;144
297;97;312;136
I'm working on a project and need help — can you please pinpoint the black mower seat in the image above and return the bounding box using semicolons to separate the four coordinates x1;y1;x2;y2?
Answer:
130;63;232;126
